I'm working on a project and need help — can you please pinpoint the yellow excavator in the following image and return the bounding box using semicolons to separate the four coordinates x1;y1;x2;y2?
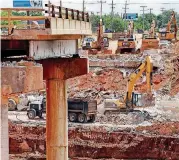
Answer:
82;19;110;54
116;20;140;54
141;20;159;51
104;56;153;115
159;11;178;41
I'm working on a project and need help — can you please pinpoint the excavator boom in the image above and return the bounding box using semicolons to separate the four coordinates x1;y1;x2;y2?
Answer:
126;56;152;101
159;11;178;41
104;56;153;114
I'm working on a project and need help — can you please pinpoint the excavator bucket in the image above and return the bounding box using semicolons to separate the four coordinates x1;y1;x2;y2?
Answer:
141;38;159;52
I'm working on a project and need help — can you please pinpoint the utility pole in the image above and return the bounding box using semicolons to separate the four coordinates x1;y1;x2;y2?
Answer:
140;6;147;31
160;8;165;28
82;0;85;12
148;8;153;24
60;0;62;7
109;0;116;31
98;0;106;18
123;0;129;31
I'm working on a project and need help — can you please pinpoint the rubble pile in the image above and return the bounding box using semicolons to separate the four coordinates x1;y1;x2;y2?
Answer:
67;69;127;104
136;122;179;136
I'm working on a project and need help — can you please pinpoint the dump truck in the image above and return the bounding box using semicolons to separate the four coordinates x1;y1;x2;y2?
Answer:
141;20;159;52
68;99;97;123
104;56;154;115
27;98;97;123
158;11;178;42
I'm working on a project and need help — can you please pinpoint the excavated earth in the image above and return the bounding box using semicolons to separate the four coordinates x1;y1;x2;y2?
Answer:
9;121;179;160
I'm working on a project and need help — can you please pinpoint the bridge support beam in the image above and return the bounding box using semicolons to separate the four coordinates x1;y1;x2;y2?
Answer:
42;58;88;160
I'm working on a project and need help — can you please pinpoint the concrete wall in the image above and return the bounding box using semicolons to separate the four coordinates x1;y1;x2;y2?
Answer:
1;104;9;160
50;18;92;35
29;40;77;60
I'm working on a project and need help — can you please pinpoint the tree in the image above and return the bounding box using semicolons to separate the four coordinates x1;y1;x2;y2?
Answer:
0;10;43;26
157;10;179;29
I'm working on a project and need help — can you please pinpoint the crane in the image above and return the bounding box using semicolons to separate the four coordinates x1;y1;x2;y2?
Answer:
104;56;153;114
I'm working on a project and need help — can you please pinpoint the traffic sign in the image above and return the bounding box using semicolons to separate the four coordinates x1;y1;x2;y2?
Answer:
13;0;43;7
123;13;138;20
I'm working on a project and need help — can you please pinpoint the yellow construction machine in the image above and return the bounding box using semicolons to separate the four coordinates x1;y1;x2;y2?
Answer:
82;19;110;54
116;21;140;54
141;20;159;51
159;11;178;41
104;56;153;115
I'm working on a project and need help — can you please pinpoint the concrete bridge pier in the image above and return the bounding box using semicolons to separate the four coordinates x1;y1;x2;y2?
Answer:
42;58;88;160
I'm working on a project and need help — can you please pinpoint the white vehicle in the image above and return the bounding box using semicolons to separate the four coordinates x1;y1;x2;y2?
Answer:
82;37;95;49
159;40;171;49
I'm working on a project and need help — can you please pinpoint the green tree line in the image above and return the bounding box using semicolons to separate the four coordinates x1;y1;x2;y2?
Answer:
90;10;179;33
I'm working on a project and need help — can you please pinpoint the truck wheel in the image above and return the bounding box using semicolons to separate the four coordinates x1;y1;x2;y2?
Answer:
8;99;17;111
78;114;87;123
27;110;36;119
89;115;96;122
69;113;77;122
38;111;43;119
104;111;110;116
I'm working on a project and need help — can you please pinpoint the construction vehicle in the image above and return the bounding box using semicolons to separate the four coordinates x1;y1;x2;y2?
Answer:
141;20;159;51
8;89;46;111
68;99;97;123
8;95;19;111
104;56;153;115
159;11;178;42
27;97;97;123
116;21;140;54
27;97;46;119
83;19;111;54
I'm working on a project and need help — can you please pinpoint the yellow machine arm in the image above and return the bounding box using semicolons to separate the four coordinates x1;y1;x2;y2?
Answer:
97;19;104;47
128;20;134;37
126;56;153;102
166;11;178;39
149;20;156;38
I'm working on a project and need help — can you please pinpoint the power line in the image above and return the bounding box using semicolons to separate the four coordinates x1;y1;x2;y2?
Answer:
140;6;147;31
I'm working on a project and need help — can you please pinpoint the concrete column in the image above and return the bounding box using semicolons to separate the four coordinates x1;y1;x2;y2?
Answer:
1;97;9;160
42;58;88;160
46;79;68;160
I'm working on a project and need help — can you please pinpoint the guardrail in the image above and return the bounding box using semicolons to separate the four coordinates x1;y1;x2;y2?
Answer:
0;4;90;35
45;2;89;22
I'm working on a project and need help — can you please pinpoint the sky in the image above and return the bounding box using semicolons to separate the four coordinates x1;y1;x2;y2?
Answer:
1;0;179;16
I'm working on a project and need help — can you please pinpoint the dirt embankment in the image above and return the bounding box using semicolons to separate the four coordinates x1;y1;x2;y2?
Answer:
9;121;179;160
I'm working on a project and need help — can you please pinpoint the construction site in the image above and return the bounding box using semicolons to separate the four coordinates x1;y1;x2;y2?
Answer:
1;0;179;160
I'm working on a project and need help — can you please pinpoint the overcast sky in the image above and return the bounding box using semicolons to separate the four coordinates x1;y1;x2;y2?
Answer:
1;0;179;15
